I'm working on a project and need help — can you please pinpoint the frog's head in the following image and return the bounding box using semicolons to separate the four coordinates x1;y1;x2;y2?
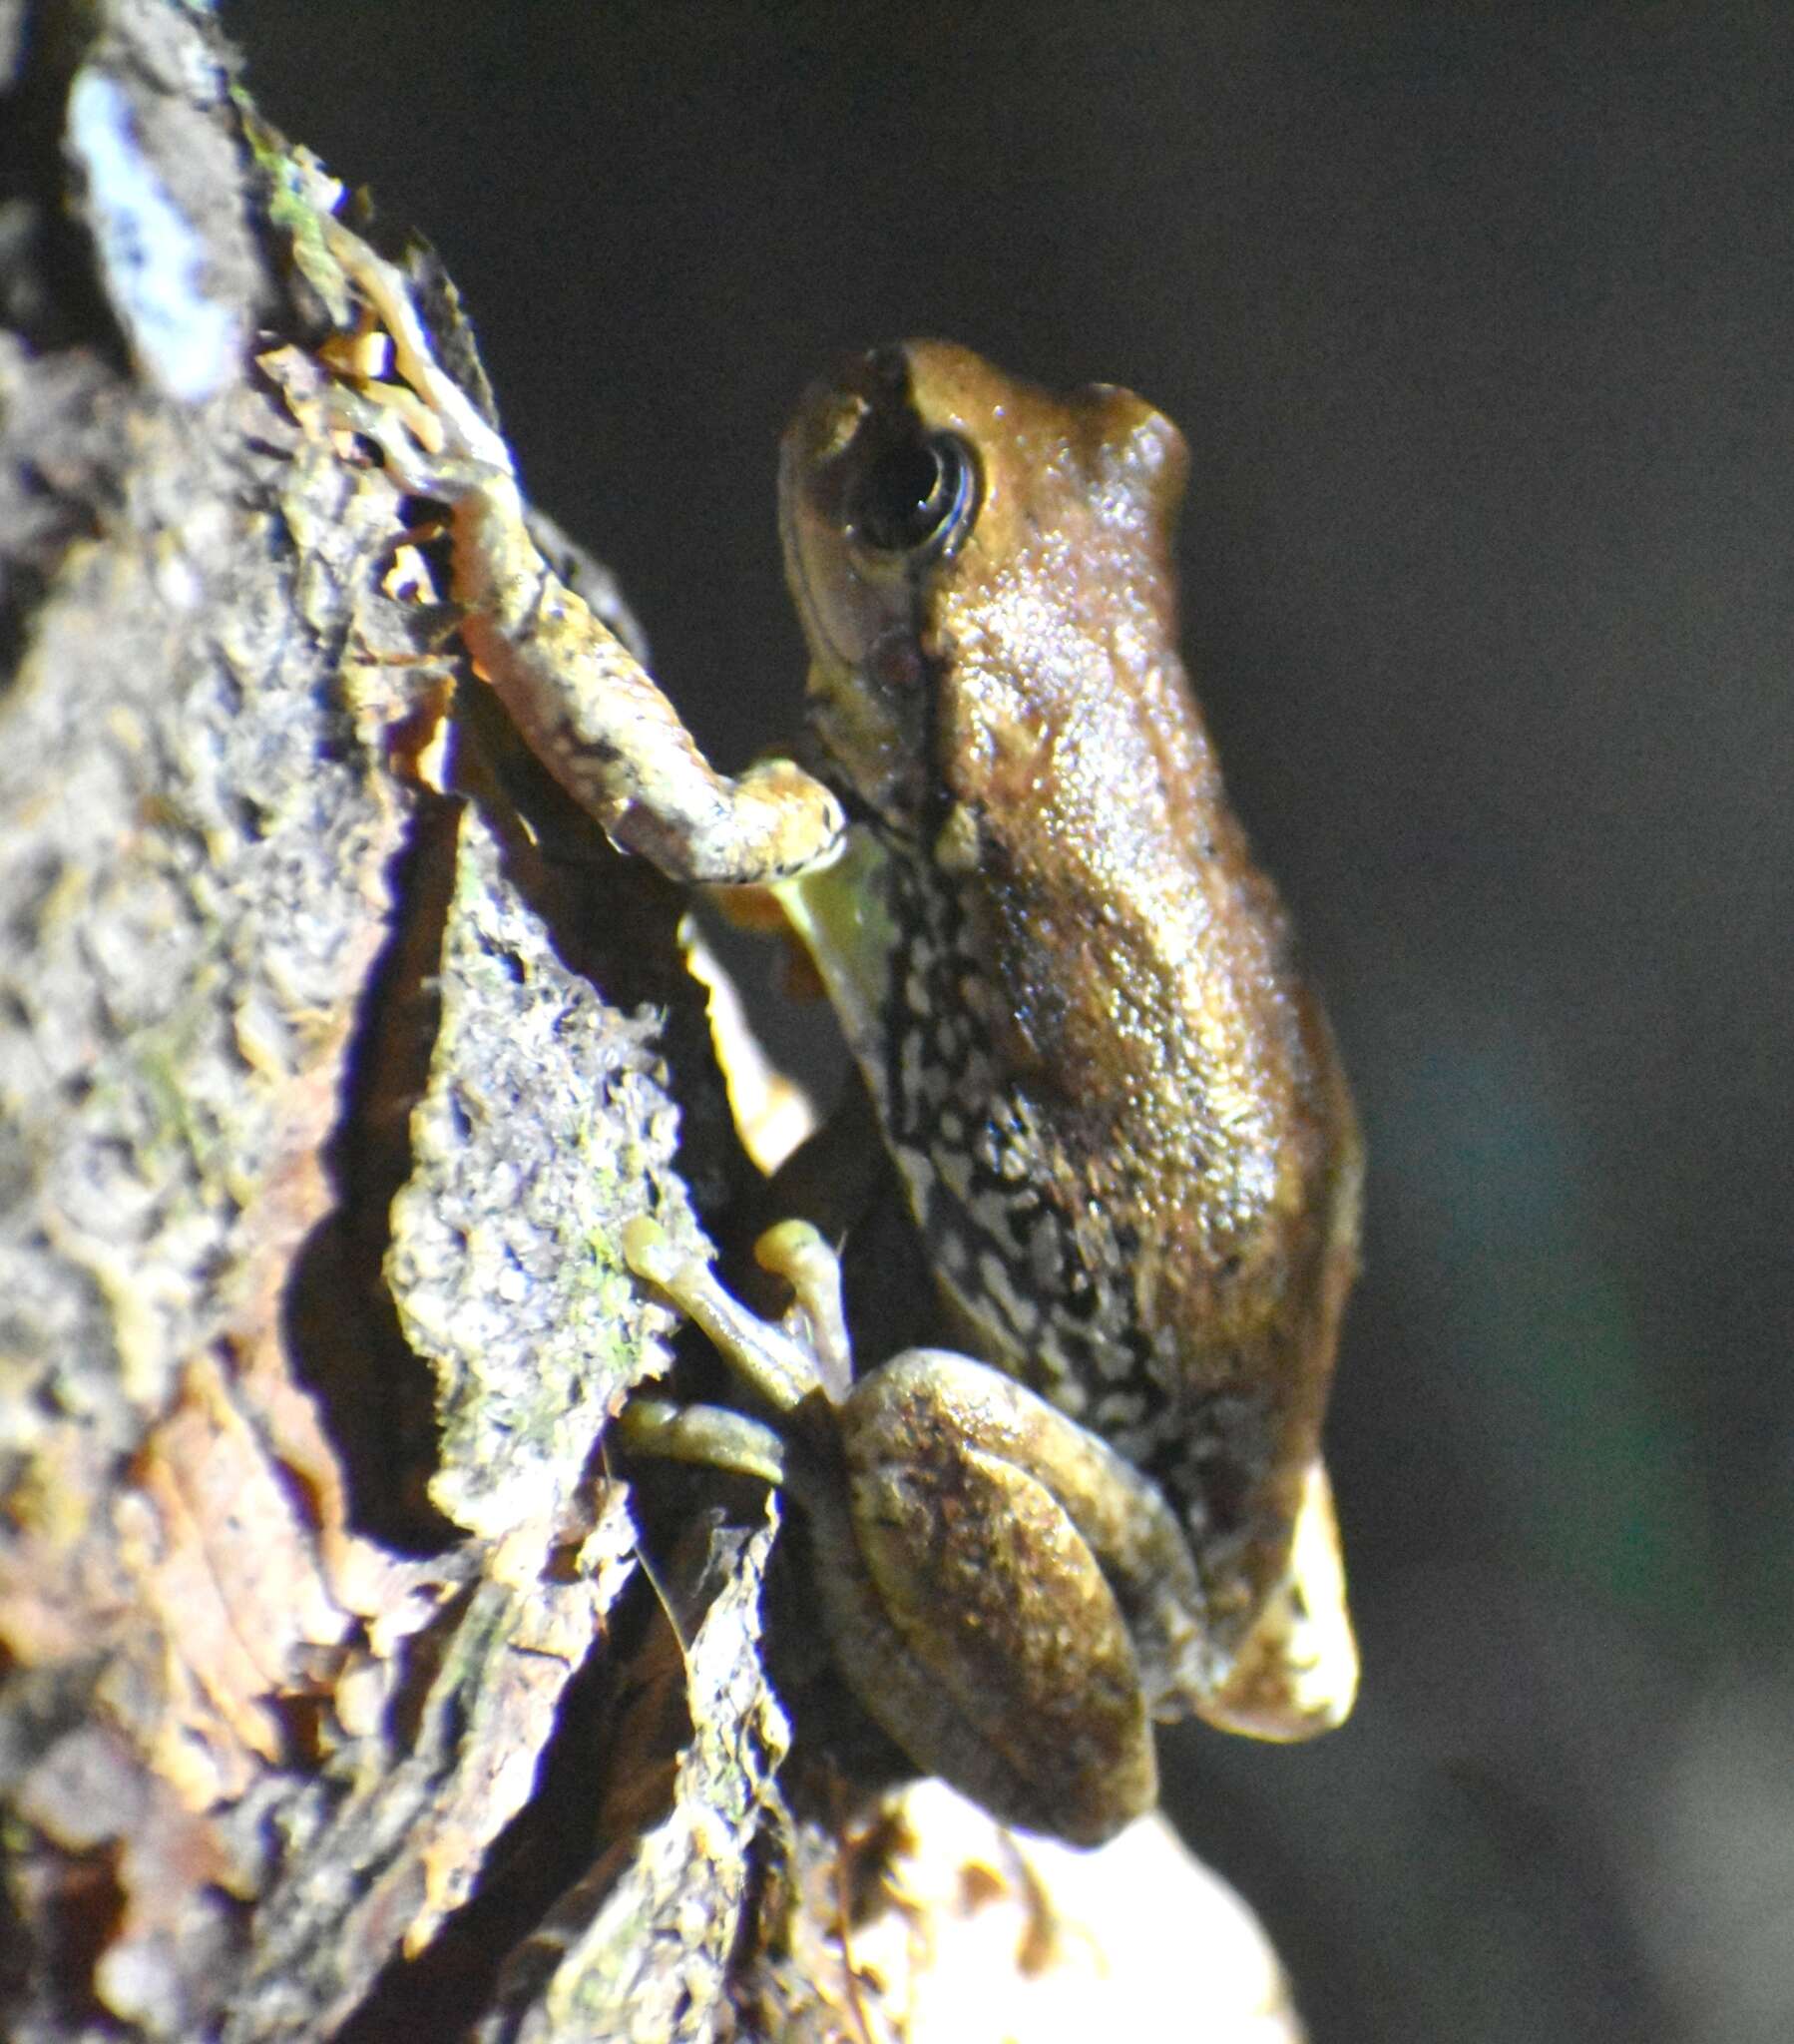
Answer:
779;340;1189;843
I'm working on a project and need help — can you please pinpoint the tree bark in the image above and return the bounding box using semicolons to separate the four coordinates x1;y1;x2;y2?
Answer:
0;5;1306;2039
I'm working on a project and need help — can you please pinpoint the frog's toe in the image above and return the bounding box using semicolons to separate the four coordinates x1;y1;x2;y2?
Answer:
615;1395;788;1489
751;1221;851;1400
319;381;474;498
620;1214;681;1289
319;215;513;483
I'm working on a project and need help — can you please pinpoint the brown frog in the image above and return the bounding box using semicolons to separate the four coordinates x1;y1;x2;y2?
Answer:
322;228;1361;1846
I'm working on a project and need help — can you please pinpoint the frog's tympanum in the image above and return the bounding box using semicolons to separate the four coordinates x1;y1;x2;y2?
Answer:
323;230;1361;1848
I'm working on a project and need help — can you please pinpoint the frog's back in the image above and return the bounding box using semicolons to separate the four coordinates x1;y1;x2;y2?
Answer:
869;645;1360;1650
779;336;1361;1688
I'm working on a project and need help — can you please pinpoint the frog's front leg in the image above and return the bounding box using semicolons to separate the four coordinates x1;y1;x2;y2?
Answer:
319;219;845;887
619;1219;1209;1847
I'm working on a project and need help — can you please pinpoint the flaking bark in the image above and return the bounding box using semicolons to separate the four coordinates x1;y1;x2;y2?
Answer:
0;5;783;2036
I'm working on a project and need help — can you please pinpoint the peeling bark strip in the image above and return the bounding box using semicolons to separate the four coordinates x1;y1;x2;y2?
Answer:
0;4;1305;2039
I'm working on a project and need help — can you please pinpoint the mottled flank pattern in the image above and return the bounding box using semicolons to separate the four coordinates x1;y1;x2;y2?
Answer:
866;835;1262;1585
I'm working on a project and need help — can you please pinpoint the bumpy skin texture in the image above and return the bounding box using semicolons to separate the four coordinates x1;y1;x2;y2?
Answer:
779;344;1362;1739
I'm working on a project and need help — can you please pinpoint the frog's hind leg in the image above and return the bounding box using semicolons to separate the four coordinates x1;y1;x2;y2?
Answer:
618;1218;1161;1844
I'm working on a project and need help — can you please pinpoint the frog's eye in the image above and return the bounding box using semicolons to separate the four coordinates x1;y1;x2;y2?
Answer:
851;431;977;561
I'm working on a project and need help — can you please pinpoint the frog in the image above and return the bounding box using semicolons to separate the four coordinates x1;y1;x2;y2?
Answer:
317;221;1362;1847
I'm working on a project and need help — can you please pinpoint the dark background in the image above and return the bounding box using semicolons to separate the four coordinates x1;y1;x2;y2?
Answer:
230;6;1792;2040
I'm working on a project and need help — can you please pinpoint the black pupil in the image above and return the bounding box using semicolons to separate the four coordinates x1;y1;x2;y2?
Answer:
854;434;970;554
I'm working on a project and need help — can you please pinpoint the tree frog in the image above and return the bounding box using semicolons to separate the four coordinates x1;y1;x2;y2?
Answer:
321;225;1362;1847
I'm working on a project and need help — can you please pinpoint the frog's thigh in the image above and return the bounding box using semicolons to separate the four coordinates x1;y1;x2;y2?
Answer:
845;1349;1209;1707
827;1349;1158;1845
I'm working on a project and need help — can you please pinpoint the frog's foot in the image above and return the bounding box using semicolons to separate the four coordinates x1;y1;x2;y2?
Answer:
621;1217;834;1417
321;376;505;512
318;215;513;495
1197;1457;1359;1740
